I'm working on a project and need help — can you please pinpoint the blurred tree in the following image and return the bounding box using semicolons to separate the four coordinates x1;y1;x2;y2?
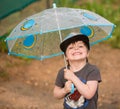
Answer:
46;0;51;8
0;32;9;53
53;0;78;7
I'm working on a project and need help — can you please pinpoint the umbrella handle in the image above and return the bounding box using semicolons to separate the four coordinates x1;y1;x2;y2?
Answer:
70;83;75;94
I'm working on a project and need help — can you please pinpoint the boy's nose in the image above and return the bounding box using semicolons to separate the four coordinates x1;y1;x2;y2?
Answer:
74;46;79;50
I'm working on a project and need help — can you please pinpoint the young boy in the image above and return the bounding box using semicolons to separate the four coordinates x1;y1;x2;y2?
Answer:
53;32;101;109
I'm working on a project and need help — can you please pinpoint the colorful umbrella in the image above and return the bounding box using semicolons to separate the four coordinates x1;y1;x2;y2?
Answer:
5;3;115;60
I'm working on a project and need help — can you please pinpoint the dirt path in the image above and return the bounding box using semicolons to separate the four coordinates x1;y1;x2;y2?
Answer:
0;43;120;109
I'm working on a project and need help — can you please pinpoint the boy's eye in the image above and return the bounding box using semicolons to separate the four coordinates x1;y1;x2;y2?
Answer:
68;46;74;49
79;45;83;48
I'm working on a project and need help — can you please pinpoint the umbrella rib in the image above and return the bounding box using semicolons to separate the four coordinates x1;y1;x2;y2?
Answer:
40;36;45;60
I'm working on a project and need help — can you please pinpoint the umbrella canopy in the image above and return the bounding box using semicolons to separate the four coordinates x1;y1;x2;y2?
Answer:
5;4;115;60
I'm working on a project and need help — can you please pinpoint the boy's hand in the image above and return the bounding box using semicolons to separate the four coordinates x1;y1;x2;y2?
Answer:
64;81;72;93
64;69;74;81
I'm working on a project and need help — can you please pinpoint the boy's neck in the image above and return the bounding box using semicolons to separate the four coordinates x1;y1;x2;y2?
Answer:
69;60;87;72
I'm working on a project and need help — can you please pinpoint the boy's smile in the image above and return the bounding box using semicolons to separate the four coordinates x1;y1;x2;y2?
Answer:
72;51;82;55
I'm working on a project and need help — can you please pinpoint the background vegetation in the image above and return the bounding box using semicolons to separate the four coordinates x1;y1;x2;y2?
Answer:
0;0;120;53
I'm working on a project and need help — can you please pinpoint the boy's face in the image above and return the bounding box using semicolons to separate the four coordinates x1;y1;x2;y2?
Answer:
65;41;89;61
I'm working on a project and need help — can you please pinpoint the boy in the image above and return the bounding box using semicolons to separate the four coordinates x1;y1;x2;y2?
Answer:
53;32;101;109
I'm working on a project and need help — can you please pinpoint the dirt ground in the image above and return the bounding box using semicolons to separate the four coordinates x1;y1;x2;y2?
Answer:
0;43;120;109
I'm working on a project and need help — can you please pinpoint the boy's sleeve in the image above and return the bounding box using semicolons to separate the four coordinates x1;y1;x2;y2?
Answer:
87;66;102;82
55;68;64;88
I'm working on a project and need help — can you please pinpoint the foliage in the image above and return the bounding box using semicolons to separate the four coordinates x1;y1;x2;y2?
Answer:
53;0;79;7
0;31;10;53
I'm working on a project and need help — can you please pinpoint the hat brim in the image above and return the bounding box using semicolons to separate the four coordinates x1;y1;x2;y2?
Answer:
60;34;90;52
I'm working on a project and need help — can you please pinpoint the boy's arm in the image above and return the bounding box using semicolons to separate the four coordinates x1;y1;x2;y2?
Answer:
72;76;98;99
64;69;98;99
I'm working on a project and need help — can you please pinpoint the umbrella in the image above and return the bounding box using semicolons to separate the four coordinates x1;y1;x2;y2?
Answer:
5;3;115;61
